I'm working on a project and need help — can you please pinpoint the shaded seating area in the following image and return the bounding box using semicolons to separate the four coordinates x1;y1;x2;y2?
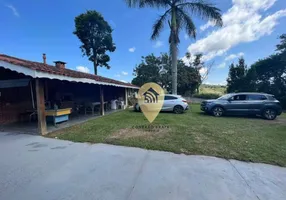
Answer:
0;54;139;135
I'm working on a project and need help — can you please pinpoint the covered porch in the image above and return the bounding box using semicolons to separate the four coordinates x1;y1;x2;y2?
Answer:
0;55;138;135
0;109;119;135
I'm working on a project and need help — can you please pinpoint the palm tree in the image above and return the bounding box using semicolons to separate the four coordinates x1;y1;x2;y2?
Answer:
125;0;223;94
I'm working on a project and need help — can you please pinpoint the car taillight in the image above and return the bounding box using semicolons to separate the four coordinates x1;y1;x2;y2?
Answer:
182;100;187;103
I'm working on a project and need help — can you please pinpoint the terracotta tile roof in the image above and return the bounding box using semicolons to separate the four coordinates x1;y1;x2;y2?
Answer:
0;54;138;88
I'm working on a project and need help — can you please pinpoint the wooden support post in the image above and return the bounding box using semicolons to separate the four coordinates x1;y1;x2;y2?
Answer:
100;86;105;116
125;88;128;109
35;79;47;135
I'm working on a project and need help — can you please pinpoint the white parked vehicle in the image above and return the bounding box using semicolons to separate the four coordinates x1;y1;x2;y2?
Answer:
134;94;189;114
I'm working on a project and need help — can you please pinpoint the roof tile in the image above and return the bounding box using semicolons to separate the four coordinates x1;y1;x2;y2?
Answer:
0;54;137;88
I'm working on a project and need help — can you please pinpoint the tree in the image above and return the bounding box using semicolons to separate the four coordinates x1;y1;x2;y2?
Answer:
124;0;222;94
226;57;248;93
276;34;286;62
250;55;286;99
177;60;201;95
132;53;201;95
73;10;116;75
276;34;286;53
132;54;162;87
226;34;286;108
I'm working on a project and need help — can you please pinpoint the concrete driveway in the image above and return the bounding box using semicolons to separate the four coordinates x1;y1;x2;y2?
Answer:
0;132;285;200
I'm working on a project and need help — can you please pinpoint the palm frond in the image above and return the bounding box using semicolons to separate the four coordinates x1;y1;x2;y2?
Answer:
177;8;196;39
125;0;171;8
151;8;172;40
177;0;223;27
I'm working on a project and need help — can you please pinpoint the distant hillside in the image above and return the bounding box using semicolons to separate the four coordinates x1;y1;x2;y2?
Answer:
199;84;226;95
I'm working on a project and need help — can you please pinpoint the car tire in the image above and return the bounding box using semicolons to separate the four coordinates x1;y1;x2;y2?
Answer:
212;106;224;117
173;105;184;114
263;108;277;120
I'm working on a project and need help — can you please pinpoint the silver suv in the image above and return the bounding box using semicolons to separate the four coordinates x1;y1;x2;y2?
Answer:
134;94;189;114
201;93;282;120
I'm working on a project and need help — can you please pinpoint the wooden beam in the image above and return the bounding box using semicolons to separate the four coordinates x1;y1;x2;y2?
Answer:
35;79;47;135
125;88;128;109
44;79;49;101
100;86;105;116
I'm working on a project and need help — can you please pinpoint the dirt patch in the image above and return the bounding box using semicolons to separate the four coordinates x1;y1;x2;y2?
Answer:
109;127;170;140
263;118;286;125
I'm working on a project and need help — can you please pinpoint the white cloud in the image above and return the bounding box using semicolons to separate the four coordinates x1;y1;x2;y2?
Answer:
115;74;121;77
225;52;244;61
129;47;136;52
153;41;163;48
187;0;286;62
217;63;226;69
199;67;208;75
200;21;216;31
76;66;90;73
120;80;128;83
6;4;19;17
121;71;128;76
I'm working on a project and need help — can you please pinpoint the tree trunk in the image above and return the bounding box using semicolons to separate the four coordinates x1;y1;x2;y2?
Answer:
171;41;178;95
93;61;98;75
170;10;178;95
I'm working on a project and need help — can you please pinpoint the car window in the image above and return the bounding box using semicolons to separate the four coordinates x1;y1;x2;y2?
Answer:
267;95;276;100
164;96;178;100
218;94;233;100
247;94;267;100
230;95;247;101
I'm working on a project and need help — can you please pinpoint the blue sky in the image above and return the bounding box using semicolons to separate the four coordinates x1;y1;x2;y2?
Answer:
1;0;286;85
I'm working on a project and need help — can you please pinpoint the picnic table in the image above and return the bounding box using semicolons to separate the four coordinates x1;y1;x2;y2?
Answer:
45;108;72;126
85;102;107;115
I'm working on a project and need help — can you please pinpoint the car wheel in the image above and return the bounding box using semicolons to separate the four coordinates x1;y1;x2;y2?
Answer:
173;105;184;114
263;108;277;120
212;106;224;117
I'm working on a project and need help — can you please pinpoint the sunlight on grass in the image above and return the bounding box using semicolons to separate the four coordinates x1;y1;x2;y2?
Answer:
48;104;286;166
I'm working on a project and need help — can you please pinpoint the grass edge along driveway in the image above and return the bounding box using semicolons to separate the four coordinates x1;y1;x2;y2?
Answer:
47;104;286;167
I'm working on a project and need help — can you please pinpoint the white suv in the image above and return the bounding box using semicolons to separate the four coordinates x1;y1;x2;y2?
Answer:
134;94;189;114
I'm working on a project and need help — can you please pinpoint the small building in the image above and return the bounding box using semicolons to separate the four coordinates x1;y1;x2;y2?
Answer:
0;54;138;135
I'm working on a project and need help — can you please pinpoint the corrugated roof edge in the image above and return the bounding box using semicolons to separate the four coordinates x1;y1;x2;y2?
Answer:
0;54;139;89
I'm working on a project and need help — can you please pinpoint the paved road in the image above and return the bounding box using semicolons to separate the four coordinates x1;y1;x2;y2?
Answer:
0;132;285;200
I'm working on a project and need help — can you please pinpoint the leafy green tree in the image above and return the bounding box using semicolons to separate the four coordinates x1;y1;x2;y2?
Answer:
73;10;116;75
132;53;201;95
250;54;286;99
276;34;286;53
226;57;248;93
177;60;201;95
276;34;286;63
244;66;257;92
132;54;162;87
124;0;222;94
226;34;286;108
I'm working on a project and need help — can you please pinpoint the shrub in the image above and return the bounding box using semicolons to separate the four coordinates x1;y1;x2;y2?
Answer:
193;93;220;99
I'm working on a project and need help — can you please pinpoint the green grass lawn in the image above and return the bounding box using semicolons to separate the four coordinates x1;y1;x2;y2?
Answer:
48;104;286;166
199;84;226;95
